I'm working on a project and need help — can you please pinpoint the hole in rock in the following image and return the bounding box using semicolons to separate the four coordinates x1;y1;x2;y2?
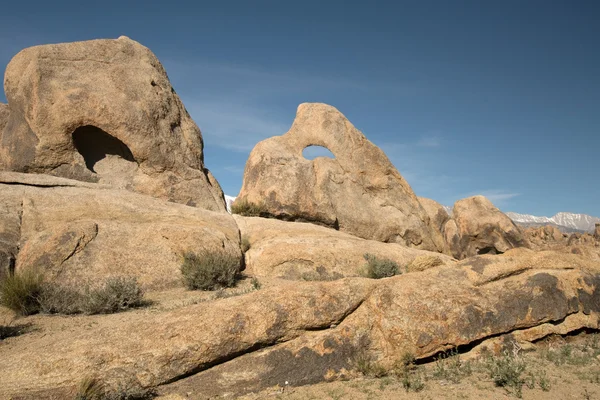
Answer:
477;246;503;255
72;125;135;172
302;145;335;160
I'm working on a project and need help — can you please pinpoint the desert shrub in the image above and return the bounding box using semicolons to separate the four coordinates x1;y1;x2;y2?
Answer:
394;352;425;392
1;272;144;316
486;351;526;397
40;277;144;315
241;235;251;253
0;270;43;316
406;255;444;273
352;334;388;378
540;335;600;367
251;277;261;290
362;253;400;279
38;284;83;315
399;369;425;392
181;250;241;291
75;377;104;400
231;198;269;217
81;277;145;314
432;348;472;383
353;350;388;378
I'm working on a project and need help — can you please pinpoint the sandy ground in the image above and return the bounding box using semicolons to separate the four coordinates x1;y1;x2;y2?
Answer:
235;333;600;400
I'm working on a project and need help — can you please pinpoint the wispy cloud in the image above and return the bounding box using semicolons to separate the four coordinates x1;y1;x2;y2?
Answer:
183;100;290;152
169;60;373;153
464;190;521;208
223;165;245;174
416;136;441;147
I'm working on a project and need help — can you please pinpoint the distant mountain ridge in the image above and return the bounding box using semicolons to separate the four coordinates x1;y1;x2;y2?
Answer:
225;195;236;213
505;211;600;233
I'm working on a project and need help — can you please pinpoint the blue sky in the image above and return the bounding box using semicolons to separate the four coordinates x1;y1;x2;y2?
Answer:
1;1;599;216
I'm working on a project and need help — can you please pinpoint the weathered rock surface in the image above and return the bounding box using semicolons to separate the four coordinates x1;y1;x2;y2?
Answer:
0;102;8;133
236;103;446;252
418;197;450;233
445;196;526;259
354;249;600;368
0;172;240;289
0;279;376;398
0;189;20;281
523;225;600;261
1;37;225;211
1;249;598;399
595;223;600;240
235;215;455;280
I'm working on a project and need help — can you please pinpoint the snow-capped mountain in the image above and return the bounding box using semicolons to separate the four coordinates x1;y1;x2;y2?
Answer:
506;211;600;233
224;195;236;213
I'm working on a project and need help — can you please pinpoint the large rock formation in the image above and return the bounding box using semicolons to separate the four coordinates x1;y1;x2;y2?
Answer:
0;37;225;211
595;223;600;240
236;103;446;252
235;215;454;280
0;249;598;399
0;172;240;289
444;196;526;259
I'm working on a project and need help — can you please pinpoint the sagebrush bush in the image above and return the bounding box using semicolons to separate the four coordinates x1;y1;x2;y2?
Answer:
81;277;145;314
362;253;400;279
486;351;526;397
2;273;145;316
0;270;43;316
38;284;83;315
181;250;241;291
432;348;472;383
230;198;269;217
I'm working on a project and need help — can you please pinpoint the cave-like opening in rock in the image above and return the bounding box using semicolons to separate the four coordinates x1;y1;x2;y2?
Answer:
302;145;335;160
477;246;503;255
72;126;135;172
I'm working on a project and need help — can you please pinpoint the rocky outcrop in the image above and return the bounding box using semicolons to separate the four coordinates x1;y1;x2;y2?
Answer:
235;215;455;280
444;196;526;259
236;103;446;252
0;172;240;289
523;225;600;261
595;223;600;240
0;102;8;133
1;249;597;399
418;197;450;233
0;37;225;211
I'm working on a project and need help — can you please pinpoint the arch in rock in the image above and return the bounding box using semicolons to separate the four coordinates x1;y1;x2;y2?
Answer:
302;145;335;160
